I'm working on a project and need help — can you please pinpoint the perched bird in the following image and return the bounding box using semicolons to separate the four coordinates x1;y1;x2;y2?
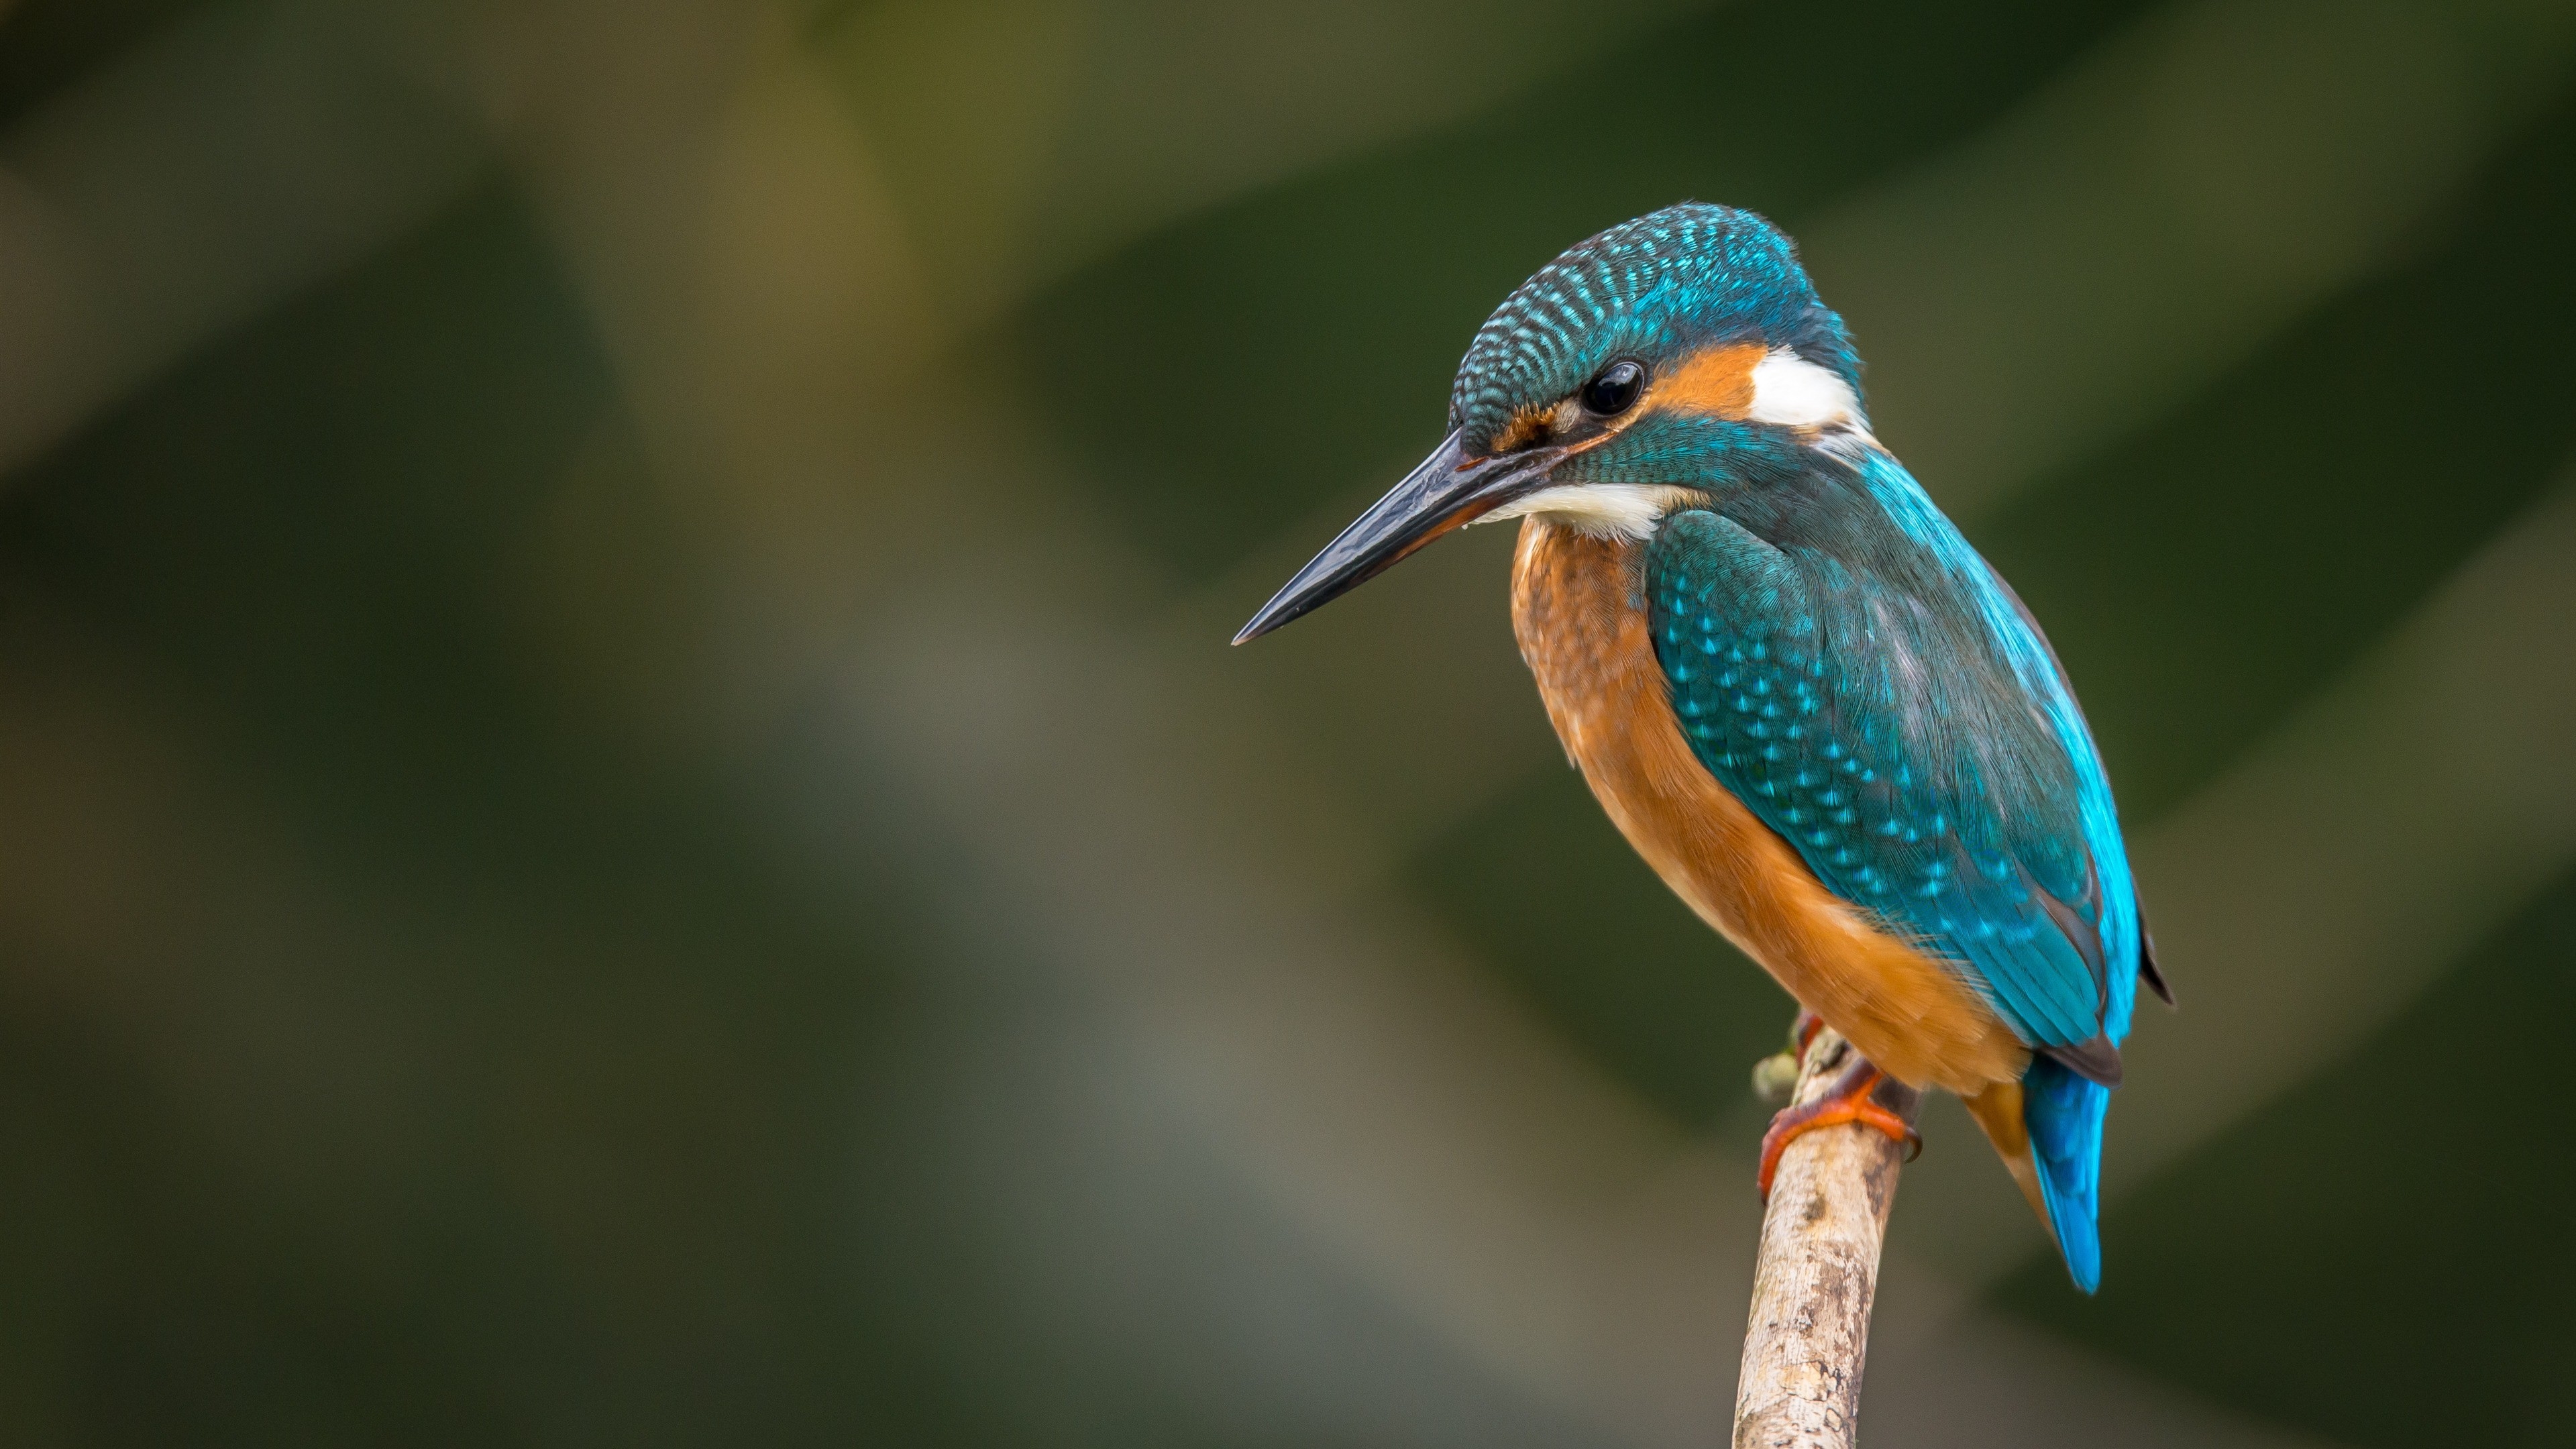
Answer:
1234;203;2168;1291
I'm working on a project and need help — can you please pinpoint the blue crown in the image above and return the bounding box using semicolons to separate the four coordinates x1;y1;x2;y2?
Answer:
1449;203;1861;449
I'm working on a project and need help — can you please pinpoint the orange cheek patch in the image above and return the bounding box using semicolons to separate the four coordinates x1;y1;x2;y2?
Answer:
1489;341;1767;459
1645;340;1767;420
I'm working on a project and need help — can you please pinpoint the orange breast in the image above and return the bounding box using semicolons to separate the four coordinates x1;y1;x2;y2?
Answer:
1507;518;2028;1095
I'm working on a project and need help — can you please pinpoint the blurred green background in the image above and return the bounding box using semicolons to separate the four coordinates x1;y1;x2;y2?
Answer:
0;0;2571;1444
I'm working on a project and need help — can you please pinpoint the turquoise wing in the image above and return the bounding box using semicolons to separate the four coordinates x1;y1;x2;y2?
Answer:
1644;506;2132;1065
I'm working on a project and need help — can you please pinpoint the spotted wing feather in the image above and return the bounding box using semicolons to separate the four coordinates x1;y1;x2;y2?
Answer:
1646;506;2125;1068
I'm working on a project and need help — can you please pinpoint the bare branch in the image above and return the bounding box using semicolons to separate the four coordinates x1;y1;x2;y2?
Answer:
1733;1026;1919;1449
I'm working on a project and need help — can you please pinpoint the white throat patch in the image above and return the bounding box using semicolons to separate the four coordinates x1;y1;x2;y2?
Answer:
1474;483;1699;541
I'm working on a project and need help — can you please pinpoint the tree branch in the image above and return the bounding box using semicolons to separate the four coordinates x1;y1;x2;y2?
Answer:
1733;1024;1921;1449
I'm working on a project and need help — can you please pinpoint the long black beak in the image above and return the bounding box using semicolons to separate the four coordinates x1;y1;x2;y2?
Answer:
1232;429;1556;645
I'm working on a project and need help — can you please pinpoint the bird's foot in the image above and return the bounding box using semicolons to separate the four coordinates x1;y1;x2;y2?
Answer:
1756;1049;1922;1201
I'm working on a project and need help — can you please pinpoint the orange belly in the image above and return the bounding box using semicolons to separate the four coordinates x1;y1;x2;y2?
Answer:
1507;518;2028;1097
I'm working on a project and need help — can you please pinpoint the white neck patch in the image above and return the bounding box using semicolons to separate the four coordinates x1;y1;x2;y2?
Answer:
1746;347;1864;431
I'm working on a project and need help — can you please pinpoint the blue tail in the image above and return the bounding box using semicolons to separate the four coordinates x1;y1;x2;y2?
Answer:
2023;1057;2110;1293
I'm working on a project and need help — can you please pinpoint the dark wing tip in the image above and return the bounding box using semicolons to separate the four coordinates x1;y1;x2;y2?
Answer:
2043;1034;2123;1089
2139;925;2175;1008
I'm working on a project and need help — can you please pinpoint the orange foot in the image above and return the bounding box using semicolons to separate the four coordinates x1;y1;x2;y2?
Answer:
1757;1053;1923;1201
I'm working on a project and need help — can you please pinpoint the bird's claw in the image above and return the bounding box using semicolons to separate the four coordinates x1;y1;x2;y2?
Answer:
1757;1056;1922;1200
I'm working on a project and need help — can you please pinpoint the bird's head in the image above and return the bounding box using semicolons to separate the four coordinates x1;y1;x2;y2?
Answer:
1236;202;1865;644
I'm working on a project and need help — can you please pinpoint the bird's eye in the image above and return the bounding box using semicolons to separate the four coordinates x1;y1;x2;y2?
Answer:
1581;360;1646;417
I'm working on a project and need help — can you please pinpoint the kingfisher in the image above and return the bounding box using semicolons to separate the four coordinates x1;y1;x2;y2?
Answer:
1234;203;2168;1291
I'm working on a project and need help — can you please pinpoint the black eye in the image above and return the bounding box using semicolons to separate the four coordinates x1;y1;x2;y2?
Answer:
1581;360;1646;416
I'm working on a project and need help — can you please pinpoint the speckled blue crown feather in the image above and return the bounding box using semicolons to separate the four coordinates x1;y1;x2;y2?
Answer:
1449;203;1861;448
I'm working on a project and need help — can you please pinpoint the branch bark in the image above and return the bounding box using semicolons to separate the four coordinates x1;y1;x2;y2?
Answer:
1732;1025;1921;1449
